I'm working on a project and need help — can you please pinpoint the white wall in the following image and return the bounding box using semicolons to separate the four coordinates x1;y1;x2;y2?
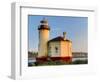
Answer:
48;42;61;57
0;0;100;81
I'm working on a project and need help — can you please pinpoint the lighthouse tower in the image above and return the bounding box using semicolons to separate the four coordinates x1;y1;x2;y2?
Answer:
38;18;50;57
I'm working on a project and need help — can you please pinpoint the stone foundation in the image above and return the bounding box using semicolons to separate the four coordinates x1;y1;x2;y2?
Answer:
36;56;72;63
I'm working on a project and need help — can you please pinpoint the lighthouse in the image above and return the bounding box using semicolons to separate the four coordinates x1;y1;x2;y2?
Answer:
38;18;50;58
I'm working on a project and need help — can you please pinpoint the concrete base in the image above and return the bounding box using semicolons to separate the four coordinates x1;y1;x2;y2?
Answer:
36;56;72;63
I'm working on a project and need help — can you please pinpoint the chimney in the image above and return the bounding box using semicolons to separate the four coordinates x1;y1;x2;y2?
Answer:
63;32;66;40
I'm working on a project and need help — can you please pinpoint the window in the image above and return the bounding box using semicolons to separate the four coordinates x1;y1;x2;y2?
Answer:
55;47;58;53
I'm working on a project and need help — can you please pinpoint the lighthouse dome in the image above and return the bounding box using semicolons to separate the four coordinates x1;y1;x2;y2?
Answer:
40;18;48;24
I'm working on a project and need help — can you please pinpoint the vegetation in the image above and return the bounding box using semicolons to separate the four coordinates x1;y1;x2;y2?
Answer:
72;60;88;64
28;59;88;67
28;51;38;57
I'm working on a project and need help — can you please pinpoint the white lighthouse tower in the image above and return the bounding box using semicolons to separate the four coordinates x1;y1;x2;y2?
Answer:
38;18;50;58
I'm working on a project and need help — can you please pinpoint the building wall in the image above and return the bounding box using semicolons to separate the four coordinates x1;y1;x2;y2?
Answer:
61;41;68;57
38;29;49;57
48;42;61;57
61;41;72;57
68;42;72;57
48;41;72;57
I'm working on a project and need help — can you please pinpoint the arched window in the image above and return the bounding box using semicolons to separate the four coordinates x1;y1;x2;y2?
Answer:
55;47;58;53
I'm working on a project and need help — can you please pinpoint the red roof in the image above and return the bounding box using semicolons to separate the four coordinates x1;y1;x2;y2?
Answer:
48;36;71;42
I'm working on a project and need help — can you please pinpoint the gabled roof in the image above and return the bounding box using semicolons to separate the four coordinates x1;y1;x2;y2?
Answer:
48;36;71;42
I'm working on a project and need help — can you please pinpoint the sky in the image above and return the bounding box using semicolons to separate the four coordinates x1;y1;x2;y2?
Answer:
28;15;88;52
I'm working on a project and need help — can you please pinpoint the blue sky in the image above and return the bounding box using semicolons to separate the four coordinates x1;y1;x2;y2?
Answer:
28;15;88;52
